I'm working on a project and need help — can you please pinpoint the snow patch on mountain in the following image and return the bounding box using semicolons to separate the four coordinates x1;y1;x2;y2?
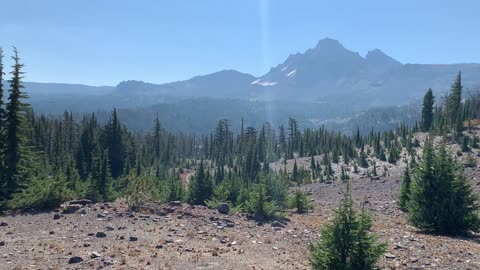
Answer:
251;79;278;86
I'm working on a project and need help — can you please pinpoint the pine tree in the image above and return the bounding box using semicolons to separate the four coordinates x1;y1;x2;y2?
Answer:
398;166;411;210
0;48;5;193
245;182;278;220
188;160;212;205
408;140;480;235
152;115;162;159
310;155;316;180
292;159;299;183
4;47;32;196
103;108;125;179
309;184;386;269
288;189;313;213
447;72;462;125
461;135;470;152
420;89;434;131
387;144;399;164
359;148;368;168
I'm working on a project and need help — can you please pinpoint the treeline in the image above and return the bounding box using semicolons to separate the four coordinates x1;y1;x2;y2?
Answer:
421;72;480;136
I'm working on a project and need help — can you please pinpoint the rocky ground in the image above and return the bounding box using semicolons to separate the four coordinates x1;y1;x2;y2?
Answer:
1;132;480;270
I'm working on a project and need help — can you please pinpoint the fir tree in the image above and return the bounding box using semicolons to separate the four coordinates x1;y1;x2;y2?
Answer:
292;159;299;184
245;182;278;220
0;48;5;193
4;47;32;196
359;148;368;168
420;88;434;131
188;160;212;205
398;166;411;210
309;184;386;269
447;72;462;125
288;189;313;214
408;140;480;235
310;155;316;180
103;108;125;179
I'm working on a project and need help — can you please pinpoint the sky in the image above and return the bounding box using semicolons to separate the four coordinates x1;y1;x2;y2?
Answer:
1;0;479;86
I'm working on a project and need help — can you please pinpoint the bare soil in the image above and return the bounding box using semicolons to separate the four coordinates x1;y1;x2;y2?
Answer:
1;132;480;270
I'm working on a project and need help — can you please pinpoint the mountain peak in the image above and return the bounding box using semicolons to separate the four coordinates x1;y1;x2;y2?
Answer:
314;38;344;50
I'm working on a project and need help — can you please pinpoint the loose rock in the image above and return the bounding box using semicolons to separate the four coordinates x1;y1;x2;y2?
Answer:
68;256;83;264
96;232;107;238
217;203;230;215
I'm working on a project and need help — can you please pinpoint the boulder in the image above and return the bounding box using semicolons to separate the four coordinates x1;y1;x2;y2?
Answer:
271;221;285;228
169;201;182;207
68;199;93;206
217;203;230;215
254;214;266;223
62;204;82;214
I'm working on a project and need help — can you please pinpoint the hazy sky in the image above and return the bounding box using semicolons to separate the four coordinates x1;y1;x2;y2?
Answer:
1;0;479;85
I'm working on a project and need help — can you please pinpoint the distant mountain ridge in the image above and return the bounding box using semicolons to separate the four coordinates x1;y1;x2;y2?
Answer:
19;38;480;112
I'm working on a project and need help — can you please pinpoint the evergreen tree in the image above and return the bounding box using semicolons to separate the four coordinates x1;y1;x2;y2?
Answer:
287;189;313;213
0;48;5;193
398;166;411;210
420;89;434;131
309;184;386;269
310;155;316;180
4;47;33;196
152;115;162;159
292;159;299;183
245;182;278;220
447;72;462;125
103;108;125;179
461;135;470;152
408;141;480;235
188;160;212;205
387;144;399;164
359;148;368;168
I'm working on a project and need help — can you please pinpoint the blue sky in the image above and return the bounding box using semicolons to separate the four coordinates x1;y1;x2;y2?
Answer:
1;0;479;86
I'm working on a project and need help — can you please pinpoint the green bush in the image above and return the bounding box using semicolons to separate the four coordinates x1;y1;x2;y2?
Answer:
8;174;75;209
124;174;160;209
309;184;386;270
163;176;185;202
287;189;313;213
464;153;477;168
244;183;281;220
205;180;231;208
